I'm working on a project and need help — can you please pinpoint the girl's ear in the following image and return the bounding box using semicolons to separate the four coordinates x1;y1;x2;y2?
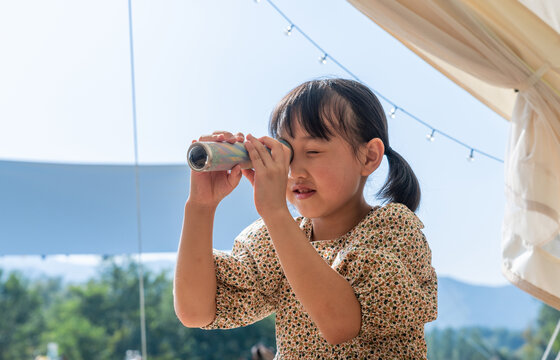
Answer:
361;138;384;176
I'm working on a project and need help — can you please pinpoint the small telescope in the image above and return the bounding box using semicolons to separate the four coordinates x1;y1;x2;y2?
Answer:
187;140;293;172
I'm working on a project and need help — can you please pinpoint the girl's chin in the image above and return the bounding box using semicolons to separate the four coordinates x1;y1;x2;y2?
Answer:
291;205;323;219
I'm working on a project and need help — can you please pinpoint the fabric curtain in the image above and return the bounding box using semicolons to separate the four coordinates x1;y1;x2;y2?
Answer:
348;0;560;309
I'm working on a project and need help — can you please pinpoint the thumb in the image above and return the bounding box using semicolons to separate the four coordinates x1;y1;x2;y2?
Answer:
241;168;255;186
227;165;243;189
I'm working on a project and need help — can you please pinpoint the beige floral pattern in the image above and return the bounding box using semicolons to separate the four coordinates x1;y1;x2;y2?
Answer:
202;202;438;359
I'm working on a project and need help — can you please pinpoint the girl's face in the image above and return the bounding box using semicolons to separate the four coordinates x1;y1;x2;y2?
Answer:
281;121;367;220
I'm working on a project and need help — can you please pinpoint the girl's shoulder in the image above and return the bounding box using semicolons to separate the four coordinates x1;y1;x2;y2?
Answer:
343;203;426;249
370;202;425;230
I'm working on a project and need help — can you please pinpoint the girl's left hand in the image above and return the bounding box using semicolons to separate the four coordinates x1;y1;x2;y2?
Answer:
242;134;291;219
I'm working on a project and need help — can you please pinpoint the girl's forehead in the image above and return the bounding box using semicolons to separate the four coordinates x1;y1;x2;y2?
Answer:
279;122;325;142
278;117;336;141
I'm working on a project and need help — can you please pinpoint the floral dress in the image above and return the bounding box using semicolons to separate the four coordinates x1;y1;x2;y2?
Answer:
201;202;438;359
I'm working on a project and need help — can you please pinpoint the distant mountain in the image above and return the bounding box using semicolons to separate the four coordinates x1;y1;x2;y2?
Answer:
429;276;541;330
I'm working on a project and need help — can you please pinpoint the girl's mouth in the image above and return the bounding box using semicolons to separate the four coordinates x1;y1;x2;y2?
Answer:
294;188;316;200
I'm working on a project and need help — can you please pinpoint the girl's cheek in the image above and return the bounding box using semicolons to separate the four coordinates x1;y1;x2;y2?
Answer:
314;163;332;176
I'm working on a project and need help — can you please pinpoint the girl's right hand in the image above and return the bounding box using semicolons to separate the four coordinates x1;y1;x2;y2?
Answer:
187;131;245;208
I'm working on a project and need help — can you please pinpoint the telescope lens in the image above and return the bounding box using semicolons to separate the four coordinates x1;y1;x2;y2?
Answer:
188;145;208;170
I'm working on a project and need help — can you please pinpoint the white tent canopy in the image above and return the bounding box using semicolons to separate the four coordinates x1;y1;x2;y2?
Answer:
347;0;560;309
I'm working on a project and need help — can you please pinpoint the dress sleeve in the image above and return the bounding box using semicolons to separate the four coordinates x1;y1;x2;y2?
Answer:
201;219;282;329
332;232;437;339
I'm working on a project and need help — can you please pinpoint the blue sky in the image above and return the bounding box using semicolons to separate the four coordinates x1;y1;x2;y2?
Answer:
0;0;510;285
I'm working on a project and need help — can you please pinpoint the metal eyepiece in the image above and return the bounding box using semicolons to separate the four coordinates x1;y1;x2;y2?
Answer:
187;144;209;171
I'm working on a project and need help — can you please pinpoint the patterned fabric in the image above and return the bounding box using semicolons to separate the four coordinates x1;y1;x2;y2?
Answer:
201;202;438;359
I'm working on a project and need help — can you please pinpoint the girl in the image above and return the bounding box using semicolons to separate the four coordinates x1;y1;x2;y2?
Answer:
174;78;438;359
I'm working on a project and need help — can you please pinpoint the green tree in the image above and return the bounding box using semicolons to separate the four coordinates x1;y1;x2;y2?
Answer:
1;260;277;359
44;258;276;359
43;297;110;360
519;304;560;359
0;270;45;359
426;327;524;360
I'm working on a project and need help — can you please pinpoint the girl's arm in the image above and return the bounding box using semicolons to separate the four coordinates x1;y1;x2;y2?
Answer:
264;210;362;345
173;201;218;328
243;135;361;345
174;131;244;328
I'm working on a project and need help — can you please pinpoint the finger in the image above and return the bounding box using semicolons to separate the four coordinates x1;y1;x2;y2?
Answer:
258;136;291;168
222;132;239;144
257;136;286;163
209;131;236;143
247;134;272;165
235;132;245;142
199;133;237;143
225;133;238;144
278;138;293;164
241;168;255;186
212;130;233;136
198;133;224;142
245;138;265;170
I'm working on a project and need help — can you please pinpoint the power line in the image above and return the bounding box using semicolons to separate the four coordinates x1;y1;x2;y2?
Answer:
257;0;504;163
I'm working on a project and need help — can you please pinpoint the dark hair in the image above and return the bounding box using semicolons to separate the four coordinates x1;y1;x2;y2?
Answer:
269;78;421;213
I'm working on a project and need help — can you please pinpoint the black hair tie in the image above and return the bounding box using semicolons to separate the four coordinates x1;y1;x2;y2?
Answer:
385;146;394;156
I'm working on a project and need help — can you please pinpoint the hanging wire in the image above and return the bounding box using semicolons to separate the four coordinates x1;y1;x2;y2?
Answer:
127;0;148;358
260;0;504;164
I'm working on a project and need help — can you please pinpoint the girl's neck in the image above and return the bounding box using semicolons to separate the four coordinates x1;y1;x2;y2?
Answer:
310;198;372;242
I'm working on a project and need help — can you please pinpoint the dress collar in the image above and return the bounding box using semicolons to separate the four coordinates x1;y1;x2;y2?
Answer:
299;205;382;244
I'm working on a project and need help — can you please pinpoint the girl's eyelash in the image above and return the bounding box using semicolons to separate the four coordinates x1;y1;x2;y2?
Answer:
306;151;320;154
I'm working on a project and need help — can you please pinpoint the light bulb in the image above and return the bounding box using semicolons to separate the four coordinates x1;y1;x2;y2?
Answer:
285;24;294;36
467;149;475;162
318;54;328;64
426;129;436;142
390;107;398;119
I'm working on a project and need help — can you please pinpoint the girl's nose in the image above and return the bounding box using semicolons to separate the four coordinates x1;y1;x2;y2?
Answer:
288;155;307;179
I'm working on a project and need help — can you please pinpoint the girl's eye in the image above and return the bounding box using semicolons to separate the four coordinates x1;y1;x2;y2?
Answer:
306;151;320;155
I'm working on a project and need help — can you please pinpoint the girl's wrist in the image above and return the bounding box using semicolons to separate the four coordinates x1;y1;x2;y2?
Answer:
185;198;219;213
261;206;293;228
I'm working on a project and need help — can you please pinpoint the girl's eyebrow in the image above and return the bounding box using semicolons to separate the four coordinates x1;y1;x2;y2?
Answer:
279;134;328;143
299;136;328;142
304;139;330;145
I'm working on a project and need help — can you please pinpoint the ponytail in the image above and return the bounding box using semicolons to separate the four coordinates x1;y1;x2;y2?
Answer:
376;148;421;213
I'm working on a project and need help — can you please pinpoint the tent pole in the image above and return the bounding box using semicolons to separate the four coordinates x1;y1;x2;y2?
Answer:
127;0;148;358
542;318;560;360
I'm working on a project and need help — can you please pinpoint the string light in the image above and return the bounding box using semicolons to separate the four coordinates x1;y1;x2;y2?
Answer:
390;106;398;119
467;149;475;162
426;129;436;142
257;0;504;164
284;24;294;36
